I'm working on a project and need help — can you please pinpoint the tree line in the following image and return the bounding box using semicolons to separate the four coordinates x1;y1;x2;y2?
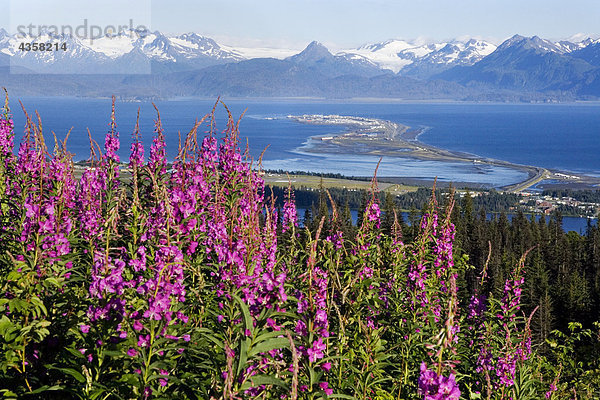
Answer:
269;184;600;350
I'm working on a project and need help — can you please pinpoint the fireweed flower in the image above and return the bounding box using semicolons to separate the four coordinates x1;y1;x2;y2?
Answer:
77;166;106;241
104;100;120;164
5;99;537;398
468;294;487;321
326;231;344;249
295;263;329;340
433;221;455;277
367;202;381;226
355;199;382;280
104;126;120;164
149;112;167;175
0;113;14;156
15;125;43;190
496;352;518;387
418;362;461;400
319;381;333;395
129;138;145;169
545;383;558;399
307;338;326;363
41;154;76;263
168;159;212;256
88;253;127;322
199;121;288;316
138;245;186;327
471;253;532;390
0;110;16;203
12;125;76;276
282;186;298;233
491;271;531;388
407;210;456;323
500;276;525;322
129;115;144;169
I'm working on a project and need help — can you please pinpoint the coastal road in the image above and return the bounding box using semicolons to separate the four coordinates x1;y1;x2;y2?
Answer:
502;167;549;193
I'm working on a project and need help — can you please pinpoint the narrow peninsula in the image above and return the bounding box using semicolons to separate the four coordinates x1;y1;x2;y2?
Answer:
287;114;600;192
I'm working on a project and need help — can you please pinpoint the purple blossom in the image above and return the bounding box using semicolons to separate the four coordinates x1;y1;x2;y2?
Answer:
418;362;461;400
0;113;14;156
138;335;150;348
319;381;333;396
129;118;145;168
133;320;144;331
545;383;557;399
307;338;326;363
127;348;138;357
367;202;380;225
149;114;166;174
282;186;298;233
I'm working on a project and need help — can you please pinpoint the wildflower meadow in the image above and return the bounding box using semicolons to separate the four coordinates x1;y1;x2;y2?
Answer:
0;94;599;399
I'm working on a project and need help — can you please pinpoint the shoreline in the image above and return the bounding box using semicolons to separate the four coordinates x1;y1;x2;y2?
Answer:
287;114;600;192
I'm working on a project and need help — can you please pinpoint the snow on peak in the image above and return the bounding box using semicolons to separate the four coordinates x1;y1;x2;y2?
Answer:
339;38;496;73
220;45;296;60
498;35;564;54
86;33;138;58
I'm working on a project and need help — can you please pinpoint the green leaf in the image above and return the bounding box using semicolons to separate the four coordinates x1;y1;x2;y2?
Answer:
232;294;253;335
43;277;62;288
47;366;86;383
248;337;289;358
253;330;288;344
237;337;250;377
0;389;18;399
0;315;13;336
196;328;224;348
25;385;63;395
103;350;125;358
8;298;28;313
247;374;289;389
65;347;86;359
118;373;140;386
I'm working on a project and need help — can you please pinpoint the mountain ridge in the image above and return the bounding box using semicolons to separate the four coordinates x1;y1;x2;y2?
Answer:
1;30;600;101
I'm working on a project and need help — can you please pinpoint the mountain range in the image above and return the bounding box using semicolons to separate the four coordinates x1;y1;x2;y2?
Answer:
1;29;600;101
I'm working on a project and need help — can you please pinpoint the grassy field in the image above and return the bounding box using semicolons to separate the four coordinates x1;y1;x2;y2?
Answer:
261;172;419;193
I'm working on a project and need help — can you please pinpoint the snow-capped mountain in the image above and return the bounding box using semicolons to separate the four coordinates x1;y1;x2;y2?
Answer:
3;29;598;78
416;40;496;65
3;30;600;101
1;29;243;74
5;32;113;73
339;38;496;76
436;34;598;94
495;35;564;53
337;39;420;73
495;35;597;55
399;39;496;78
220;45;298;60
555;39;594;53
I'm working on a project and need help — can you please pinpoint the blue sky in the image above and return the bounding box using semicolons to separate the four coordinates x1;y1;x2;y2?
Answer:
3;0;600;49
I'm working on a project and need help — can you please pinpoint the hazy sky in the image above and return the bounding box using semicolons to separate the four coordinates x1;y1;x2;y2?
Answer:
3;0;600;50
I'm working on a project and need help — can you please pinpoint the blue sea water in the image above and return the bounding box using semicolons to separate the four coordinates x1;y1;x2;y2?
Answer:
10;98;600;183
